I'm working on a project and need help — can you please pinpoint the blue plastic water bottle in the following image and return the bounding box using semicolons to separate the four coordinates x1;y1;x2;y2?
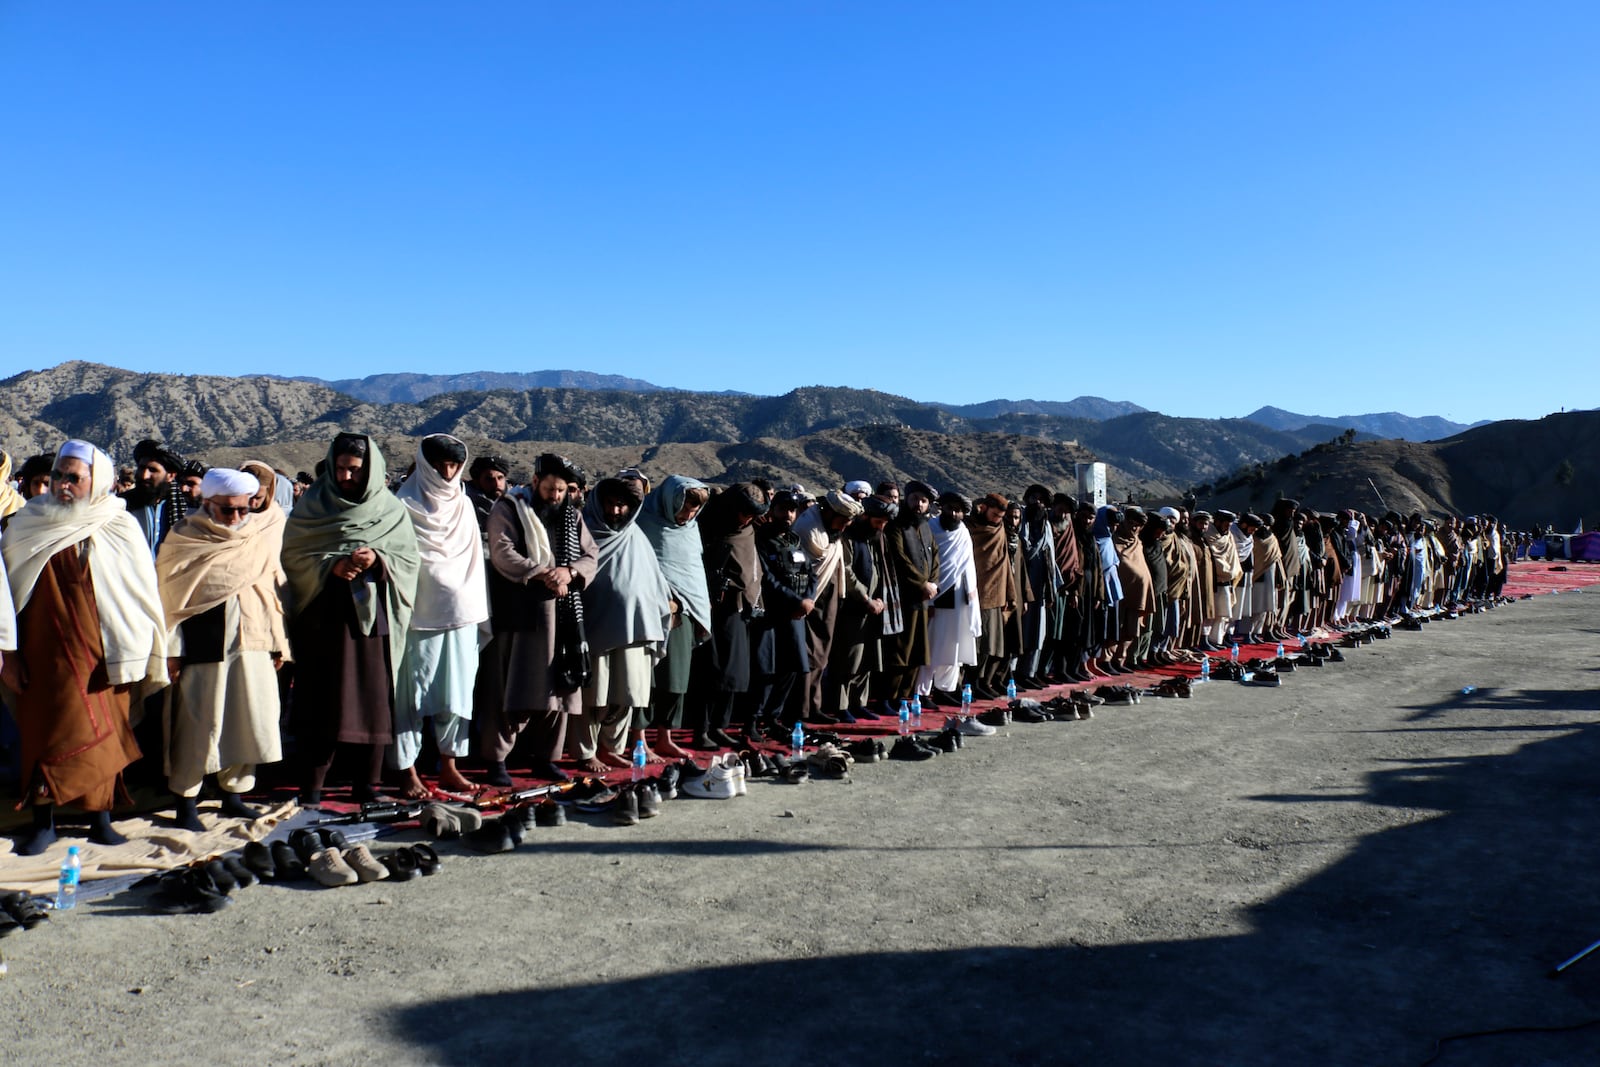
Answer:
1230;643;1240;663
1006;678;1017;702
1276;642;1285;660
911;694;922;729
790;720;805;759
961;685;972;719
631;739;647;782
1199;657;1211;683
57;845;81;910
898;700;911;735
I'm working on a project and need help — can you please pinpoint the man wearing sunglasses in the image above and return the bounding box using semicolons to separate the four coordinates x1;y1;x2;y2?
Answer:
153;468;288;831
1;439;168;855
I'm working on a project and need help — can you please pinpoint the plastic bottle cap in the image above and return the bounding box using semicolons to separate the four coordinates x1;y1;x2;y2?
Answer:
67;846;80;855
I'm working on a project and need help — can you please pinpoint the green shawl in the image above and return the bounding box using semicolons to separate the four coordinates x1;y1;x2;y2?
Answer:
281;435;420;684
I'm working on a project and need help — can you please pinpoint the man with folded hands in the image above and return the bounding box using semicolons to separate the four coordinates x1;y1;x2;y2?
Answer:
156;467;289;830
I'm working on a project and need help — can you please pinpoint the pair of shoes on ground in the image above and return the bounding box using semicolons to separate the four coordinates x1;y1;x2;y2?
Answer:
955;715;999;735
806;742;854;781
888;734;942;761
1095;685;1142;706
844;738;888;763
976;706;1011;727
1150;677;1192;699
1005;698;1051;724
1;889;51;933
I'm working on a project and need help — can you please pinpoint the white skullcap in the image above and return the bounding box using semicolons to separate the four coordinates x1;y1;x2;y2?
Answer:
57;440;96;466
843;480;872;497
200;467;261;499
1157;507;1180;521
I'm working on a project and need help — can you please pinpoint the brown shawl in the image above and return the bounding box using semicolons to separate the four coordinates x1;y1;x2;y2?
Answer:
1165;530;1195;601
1204;528;1242;585
1114;531;1155;618
156;506;291;658
1052;517;1082;589
1251;527;1284;580
967;514;1013;611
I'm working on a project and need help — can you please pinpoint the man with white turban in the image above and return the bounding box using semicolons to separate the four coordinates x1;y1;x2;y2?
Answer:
155;467;289;830
2;440;168;855
393;435;487;798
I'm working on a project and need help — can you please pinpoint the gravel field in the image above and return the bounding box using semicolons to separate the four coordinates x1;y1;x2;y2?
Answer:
5;591;1600;1067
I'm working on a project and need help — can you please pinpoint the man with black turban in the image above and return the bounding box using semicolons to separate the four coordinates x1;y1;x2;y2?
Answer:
123;438;189;554
879;480;939;708
828;494;900;721
485;452;599;781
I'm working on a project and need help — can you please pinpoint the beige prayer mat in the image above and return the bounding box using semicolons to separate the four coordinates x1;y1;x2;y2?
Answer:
0;799;299;896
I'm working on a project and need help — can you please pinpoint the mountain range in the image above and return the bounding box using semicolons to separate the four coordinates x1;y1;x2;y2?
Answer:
293;369;1474;442
1242;406;1485;442
0;361;1585;526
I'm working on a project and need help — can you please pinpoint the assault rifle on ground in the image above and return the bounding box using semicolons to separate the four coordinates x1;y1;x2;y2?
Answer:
472;780;573;809
311;800;427;826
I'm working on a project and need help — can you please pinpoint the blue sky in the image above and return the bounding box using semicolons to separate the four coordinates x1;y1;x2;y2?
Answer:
1;2;1595;424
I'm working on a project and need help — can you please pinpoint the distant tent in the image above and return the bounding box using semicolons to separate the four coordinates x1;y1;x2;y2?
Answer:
1571;532;1600;562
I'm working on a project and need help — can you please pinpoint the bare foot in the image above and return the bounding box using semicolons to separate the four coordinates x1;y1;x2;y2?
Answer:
641;746;666;765
437;769;479;794
398;769;432;800
654;734;690;759
578;757;610;774
597;751;632;769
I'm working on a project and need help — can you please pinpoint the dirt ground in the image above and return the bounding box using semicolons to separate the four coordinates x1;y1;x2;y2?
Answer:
5;591;1600;1067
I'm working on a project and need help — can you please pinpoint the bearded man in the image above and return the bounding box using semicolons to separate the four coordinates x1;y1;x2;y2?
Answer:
966;493;1016;697
919;492;982;702
156;468;289;830
3;440;168;855
573;477;671;773
1016;486;1060;687
486;453;598;782
636;475;711;759
1202;509;1243;648
880;480;939;707
690;483;767;749
792;489;864;725
747;488;814;740
394;435;487;798
282;433;421;805
122;439;189;554
828;495;899;722
465;455;509;538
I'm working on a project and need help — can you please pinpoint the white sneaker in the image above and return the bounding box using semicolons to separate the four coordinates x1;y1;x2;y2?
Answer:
682;763;739;800
721;753;748;796
956;717;997;736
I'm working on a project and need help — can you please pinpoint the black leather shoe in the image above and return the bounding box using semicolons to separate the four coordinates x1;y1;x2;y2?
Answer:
889;736;937;761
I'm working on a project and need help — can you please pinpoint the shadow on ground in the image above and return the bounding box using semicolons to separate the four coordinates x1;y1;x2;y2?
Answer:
389;694;1600;1067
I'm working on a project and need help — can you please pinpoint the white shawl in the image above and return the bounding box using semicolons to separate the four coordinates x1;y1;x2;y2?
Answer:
931;520;984;638
396;444;489;632
1;442;168;689
505;486;554;571
793;506;846;596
